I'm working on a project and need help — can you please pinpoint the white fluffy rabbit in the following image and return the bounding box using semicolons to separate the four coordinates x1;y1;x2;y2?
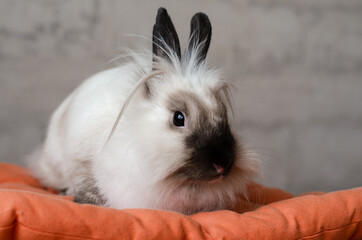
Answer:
29;7;258;214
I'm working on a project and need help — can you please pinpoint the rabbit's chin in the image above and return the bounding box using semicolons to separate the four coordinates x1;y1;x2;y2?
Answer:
157;166;250;215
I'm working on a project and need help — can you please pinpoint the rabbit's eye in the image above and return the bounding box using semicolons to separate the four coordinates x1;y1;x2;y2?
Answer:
173;111;185;127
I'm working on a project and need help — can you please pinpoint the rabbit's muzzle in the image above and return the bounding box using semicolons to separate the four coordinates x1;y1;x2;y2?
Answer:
170;121;237;182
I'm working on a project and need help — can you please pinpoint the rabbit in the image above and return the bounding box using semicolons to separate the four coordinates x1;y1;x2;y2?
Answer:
29;7;259;215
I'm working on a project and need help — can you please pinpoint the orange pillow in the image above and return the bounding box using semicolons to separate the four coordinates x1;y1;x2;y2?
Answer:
0;163;361;239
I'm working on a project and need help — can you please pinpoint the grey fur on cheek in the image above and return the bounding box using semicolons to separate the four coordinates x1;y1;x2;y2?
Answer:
73;175;107;206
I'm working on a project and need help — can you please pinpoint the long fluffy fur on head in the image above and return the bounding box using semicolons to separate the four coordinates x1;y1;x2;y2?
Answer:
107;41;226;143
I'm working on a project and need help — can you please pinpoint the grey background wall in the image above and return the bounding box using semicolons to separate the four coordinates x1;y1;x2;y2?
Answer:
1;0;361;194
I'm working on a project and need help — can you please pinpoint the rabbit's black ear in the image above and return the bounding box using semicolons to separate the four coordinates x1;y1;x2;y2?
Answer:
152;8;181;63
185;12;212;65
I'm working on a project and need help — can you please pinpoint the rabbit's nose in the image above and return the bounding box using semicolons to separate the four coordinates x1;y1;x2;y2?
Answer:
213;163;225;174
212;154;234;176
